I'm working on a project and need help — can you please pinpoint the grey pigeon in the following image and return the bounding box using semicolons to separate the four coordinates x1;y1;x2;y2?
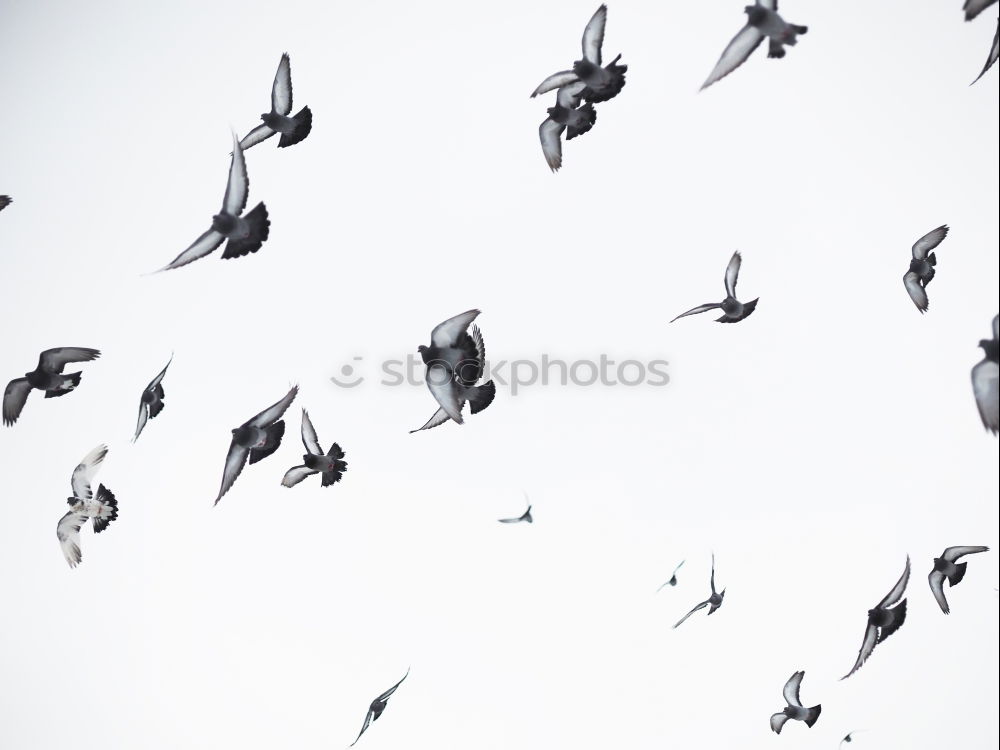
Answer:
840;730;863;746
238;53;312;150
57;445;119;568
3;347;100;426
280;408;347;488
656;560;685;592
841;556;910;680
769;670;821;734
538;82;597;172
499;493;533;524
928;545;989;614
133;354;172;442
414;310;496;429
972;18;999;84
701;1;808;90
0;195;10;212
965;0;998;21
156;133;269;272
215;385;298;505
673;554;726;628
902;225;948;313
350;668;409;746
671;251;759;324
531;5;627;104
972;314;999;434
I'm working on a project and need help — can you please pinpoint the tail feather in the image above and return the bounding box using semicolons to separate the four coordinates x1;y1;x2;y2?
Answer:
249;421;285;464
45;371;81;398
222;203;270;259
148;398;165;419
768;39;786;58
803;705;821;728
278;106;312;148
91;485;118;534
468;381;496;415
321;462;347;487
793;25;808;34
948;562;967;586
327;442;345;459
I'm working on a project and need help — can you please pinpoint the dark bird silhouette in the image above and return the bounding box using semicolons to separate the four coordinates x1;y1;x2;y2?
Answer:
239;53;312;150
133;355;172;442
57;445;119;568
4;347;100;426
656;560;685;592
840;731;863;746
842;556;910;680
673;554;725;628
928;546;989;614
351;668;409;746
965;0;998;21
0;195;11;212
281;408;347;488
671;251;758;324
770;670;821;734
902;225;948;313
499;493;533;524
972;314;999;435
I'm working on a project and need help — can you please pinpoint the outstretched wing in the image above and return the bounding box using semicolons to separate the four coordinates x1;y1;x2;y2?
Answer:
964;0;998;23
724;251;742;298
157;228;225;271
971;19;999;84
539;118;565;172
426;364;464;424
928;570;950;614
556;81;588;109
672;599;709;629
39;347;101;374
376;668;410;702
57;510;87;568
281;465;316;488
841;623;878;680
670;303;722;323
272;52;293;115
133;401;149;442
300;408;322;455
3;378;31;426
903;271;928;313
530;71;580;98
215;441;249;505
942;545;989;562
782;671;804;707
349;708;375;747
879;555;910;608
248;385;299;428
770;713;789;735
222;132;250;216
430;310;481;348
700;24;765;91
912;225;948;259
409;407;454;433
972;358;999;434
581;4;607;65
71;444;108;499
238;123;276;151
146;354;173;391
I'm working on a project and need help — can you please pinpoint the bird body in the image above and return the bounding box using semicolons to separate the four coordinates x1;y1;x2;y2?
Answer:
769;671;821;734
972;315;999;434
4;347;101;426
928;545;989;614
351;669;409;746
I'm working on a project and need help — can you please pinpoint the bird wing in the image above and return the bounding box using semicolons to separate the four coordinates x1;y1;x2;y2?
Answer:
133;401;149;442
581;4;607;65
158;228;225;271
782;671;804;707
928;570;950;614
770;713;789;735
942;545;990;562
147;354;173;391
556;81;588;109
409;406;455;433
903;271;928;313
972;19;999;84
911;225;949;259
222;132;250;216
426;364;464;424
272;52;293;115
539;118;565;172
71;444;108;499
239;123;276;151
248;385;299;428
964;0;998;22
700;24;765;91
670;303;722;323
710;553;717;594
349;708;375;747
430;309;481;348
841;623;878;680
724;251;742;298
57;510;87;568
673;560;686;576
972;358;999;434
0;195;10;211
879;555;911;608
38;347;101;373
300;408;322;455
672;599;709;628
376;668;409;702
530;71;580;98
281;465;316;488
2;377;31;426
215;440;249;505
470;324;487;368
760;0;778;10
498;515;523;523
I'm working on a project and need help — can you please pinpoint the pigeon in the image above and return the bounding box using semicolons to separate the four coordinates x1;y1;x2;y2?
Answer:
972;314;999;434
3;347;101;426
928;546;990;614
673;554;726;628
531;5;627;105
656;560;685;592
842;556;910;680
155;133;269;272
0;195;10;212
902;224;948;313
538;82;596;172
670;251;759;324
215;385;298;505
499;493;533;524
238;53;312;150
700;1;808;91
133;355;172;442
965;0;998;21
840;731;863;746
57;445;119;568
350;668;409;746
769;670;821;734
414;310;496;429
973;18;999;84
280;408;348;488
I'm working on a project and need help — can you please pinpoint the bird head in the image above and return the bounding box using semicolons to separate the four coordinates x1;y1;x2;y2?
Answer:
745;6;767;25
211;213;236;233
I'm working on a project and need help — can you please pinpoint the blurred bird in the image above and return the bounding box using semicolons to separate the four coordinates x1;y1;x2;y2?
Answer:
972;17;998;83
769;670;821;734
673;554;726;628
928;546;990;614
840;731;863;746
657;560;685;592
351;669;409;746
281;409;348;488
842;556;910;679
538;82;596;172
499;493;533;524
972;314;999;434
671;251;759;324
0;195;10;212
902;224;948;313
239;53;312;150
3;347;100;426
133;355;172;442
965;0;998;21
57;445;119;568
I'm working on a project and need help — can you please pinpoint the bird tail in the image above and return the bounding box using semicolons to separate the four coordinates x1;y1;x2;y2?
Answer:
91;485;119;534
221;203;270;259
45;371;82;398
249;420;285;464
467;380;496;415
947;562;967;586
321;463;347;487
803;704;821;728
768;39;787;58
566;104;597;140
278;106;312;148
793;25;808;35
878;600;907;642
148;398;165;418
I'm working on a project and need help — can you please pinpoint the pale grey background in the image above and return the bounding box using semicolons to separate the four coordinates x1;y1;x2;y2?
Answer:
1;0;998;748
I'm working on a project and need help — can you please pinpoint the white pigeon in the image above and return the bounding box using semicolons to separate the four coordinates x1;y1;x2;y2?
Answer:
57;445;119;568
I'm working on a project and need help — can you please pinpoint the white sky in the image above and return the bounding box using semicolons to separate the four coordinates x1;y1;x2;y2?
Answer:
1;1;998;748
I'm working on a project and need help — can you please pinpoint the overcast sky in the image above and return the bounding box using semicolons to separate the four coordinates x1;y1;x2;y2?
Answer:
1;1;998;748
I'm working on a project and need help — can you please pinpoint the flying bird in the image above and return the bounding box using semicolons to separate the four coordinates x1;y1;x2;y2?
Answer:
3;347;101;426
538;82;596;172
842;556;910;680
281;409;348;488
840;731;863;746
57;444;119;568
133;355;172;442
973;18;999;84
972;314;999;434
656;560;685;592
215;385;298;505
670;251;759;324
155;133;269;272
673;554;726;628
0;195;10;212
700;1;808;91
769;670;821;734
238;53;312;150
499;493;533;524
531;5;627;105
351;668;409;746
902;224;948;313
413;310;496;430
928;545;990;614
965;0;998;21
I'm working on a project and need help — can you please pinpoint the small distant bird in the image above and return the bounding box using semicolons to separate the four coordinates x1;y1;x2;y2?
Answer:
351;668;409;746
531;5;627;105
972;18;999;83
972;314;999;434
769;670;821;734
700;1;808;91
156;133;269;272
238;53;312;150
965;0;998;22
538;82;596;172
840;731;863;746
57;445;119;568
3;347;101;426
842;556;910;680
414;310;496;430
499;493;533;524
928;546;990;614
133;355;172;442
215;385;298;505
671;251;759;324
0;195;11;212
281;408;348;488
656;560;685;592
902;224;948;313
673;554;726;628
